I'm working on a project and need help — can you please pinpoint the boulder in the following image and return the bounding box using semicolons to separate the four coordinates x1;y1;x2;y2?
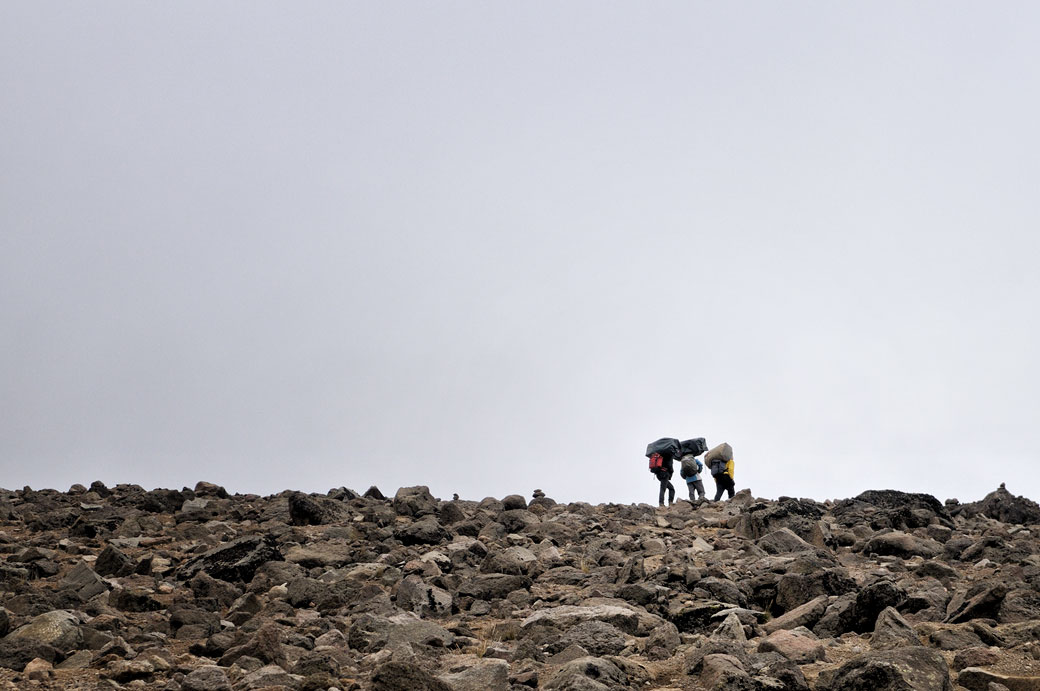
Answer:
828;647;953;691
439;659;510;691
395;518;451;546
871;606;921;650
177;535;283;583
544;656;628;690
502;494;528;511
947;584;1009;624
180;665;233;691
757;527;816;554
287;492;345;525
552;620;627;656
522;606;641;637
757;629;826;663
94;544;135;577
393;486;439;517
4;610;82;652
109;587;162;612
864;531;942;558
970;484;1040;525
371;661;454;691
957;667;1040;691
764;594;829;634
735;498;825;541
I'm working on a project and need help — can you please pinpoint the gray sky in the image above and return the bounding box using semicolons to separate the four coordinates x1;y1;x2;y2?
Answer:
3;3;1040;506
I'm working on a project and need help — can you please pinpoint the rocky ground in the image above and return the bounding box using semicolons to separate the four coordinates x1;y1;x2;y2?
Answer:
2;481;1040;690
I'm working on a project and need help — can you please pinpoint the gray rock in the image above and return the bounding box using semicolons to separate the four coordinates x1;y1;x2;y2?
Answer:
851;580;907;633
695;653;751;689
775;566;856;612
180;665;232;691
970;484;1040;525
947;584;1008;624
60;561;109;601
765;594;829;634
287;491;345;525
5;610;82;652
829;647;953;691
439;659;510;691
480;545;537;575
757;629;826;663
957;667;1040;691
371;660;453;691
952;647;1001;672
711;612;747;643
758;527;816;554
395;574;453;616
521;605;640;636
393;486;439;517
458;573;532;600
553;620;627;656
95;544;135;577
864;531;942;559
871;606;921;650
498;509;541;533
735;498;825;541
395;517;451;545
502;494;528;511
108;587;162;612
177;535;283;583
235;664;300;690
347;612;455;653
928;627;984;650
189;570;243;608
544;656;628;691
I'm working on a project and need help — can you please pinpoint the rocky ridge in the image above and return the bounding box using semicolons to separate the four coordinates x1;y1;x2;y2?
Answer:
1;481;1040;690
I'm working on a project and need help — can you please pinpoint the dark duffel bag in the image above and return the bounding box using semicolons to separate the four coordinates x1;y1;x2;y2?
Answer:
646;437;681;460
680;438;707;457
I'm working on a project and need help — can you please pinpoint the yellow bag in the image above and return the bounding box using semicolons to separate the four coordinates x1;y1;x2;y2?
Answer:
725;459;735;480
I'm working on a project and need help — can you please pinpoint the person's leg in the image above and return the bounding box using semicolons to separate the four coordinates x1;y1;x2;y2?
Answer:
713;478;724;501
694;480;705;500
658;476;667;506
725;476;735;499
667;478;675;504
687;481;697;501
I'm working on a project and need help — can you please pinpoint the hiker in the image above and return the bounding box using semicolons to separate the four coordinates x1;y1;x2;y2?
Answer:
680;453;705;501
705;442;736;501
645;437;680;506
678;437;708;502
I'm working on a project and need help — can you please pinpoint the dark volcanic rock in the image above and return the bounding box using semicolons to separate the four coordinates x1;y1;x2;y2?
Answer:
95;544;136;577
4;480;1040;690
177;535;283;583
109;587;162;612
826;647;953;690
395;517;451;545
371;660;453;691
969;484;1040;525
287;491;345;525
736;497;825;541
833;489;951;531
393;485;439;517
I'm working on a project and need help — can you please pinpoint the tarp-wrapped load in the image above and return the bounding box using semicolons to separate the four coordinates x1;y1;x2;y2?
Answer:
646;437;681;460
704;442;733;463
680;438;707;457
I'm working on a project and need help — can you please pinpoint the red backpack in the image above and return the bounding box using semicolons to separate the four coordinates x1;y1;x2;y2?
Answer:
648;453;664;472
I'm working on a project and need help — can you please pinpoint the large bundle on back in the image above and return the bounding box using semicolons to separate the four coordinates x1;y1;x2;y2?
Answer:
645;437;681;460
704;442;733;463
680;438;707;457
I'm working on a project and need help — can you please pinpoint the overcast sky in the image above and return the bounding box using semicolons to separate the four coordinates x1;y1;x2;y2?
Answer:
3;3;1039;506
